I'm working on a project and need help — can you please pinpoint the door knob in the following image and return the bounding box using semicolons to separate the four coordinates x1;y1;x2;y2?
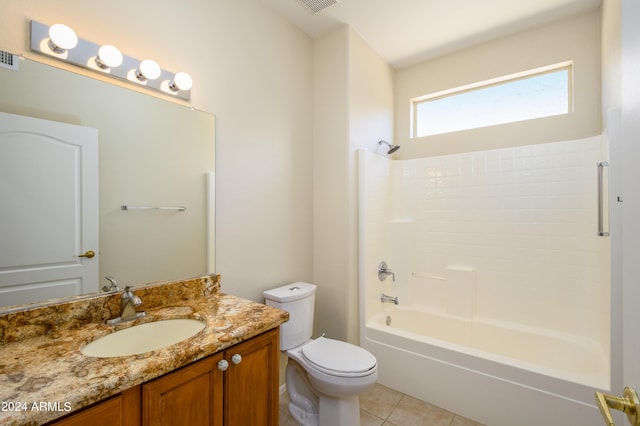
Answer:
595;387;640;426
217;359;229;372
231;354;242;365
78;250;95;258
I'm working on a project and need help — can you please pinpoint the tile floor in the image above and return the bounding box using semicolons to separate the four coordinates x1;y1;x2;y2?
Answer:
279;383;485;426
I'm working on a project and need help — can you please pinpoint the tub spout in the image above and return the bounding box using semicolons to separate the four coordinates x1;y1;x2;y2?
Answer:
380;293;398;305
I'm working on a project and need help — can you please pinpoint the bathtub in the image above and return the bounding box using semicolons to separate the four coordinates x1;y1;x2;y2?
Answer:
362;306;610;426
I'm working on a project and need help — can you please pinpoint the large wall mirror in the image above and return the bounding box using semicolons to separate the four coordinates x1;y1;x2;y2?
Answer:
0;58;215;310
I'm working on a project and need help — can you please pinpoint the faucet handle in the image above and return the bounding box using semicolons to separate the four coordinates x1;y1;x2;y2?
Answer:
122;286;142;306
102;276;119;292
378;261;396;282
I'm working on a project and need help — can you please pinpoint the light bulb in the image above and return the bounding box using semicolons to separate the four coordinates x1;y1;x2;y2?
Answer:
95;45;123;69
135;59;161;81
169;72;193;92
48;24;78;53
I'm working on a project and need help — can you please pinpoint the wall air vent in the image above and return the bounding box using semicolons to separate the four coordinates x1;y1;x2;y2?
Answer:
296;0;341;14
0;50;19;71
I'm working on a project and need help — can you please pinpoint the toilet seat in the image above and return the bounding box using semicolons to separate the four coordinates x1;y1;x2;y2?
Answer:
301;336;377;378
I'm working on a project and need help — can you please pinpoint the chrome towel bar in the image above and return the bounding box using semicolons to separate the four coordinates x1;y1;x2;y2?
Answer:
121;205;186;211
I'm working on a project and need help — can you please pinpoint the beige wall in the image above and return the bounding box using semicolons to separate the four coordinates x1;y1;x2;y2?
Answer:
313;27;350;340
0;0;314;302
313;27;394;342
347;30;395;343
394;10;602;159
601;0;622;124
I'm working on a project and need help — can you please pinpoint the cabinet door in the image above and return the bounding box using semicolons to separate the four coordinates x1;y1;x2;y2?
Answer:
224;328;279;426
142;353;224;426
46;387;140;426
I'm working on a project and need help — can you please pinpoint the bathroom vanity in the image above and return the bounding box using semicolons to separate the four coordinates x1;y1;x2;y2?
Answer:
0;275;288;426
47;330;278;426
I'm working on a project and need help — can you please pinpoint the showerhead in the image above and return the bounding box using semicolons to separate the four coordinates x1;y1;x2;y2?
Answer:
378;139;400;154
387;144;401;154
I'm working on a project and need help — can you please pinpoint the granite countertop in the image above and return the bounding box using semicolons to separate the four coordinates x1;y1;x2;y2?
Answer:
0;274;289;426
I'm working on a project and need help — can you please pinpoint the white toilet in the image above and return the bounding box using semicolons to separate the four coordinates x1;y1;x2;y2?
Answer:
263;282;378;426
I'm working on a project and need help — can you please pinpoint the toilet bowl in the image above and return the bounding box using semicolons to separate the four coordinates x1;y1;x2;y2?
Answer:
289;336;378;396
263;282;378;426
284;336;378;426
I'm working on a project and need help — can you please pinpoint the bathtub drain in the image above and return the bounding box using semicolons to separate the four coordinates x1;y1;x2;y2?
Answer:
386;315;391;326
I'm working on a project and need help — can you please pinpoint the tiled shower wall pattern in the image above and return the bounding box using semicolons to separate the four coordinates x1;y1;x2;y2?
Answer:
363;135;610;345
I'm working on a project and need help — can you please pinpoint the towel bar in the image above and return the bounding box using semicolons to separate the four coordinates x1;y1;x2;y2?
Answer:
121;205;186;211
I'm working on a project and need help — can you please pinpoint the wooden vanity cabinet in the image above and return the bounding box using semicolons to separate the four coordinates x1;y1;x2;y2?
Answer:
142;352;224;426
221;328;280;426
48;328;279;426
143;328;279;426
46;387;141;426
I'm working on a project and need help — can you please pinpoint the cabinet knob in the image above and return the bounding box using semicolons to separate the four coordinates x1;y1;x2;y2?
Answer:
217;359;229;371
231;354;242;365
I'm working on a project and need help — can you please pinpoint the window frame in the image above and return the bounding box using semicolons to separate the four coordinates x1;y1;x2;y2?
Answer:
410;61;574;138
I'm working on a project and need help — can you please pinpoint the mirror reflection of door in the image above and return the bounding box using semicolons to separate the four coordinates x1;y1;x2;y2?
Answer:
0;112;98;307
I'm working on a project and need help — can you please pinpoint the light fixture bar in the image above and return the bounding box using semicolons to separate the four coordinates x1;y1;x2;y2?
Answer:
30;20;191;101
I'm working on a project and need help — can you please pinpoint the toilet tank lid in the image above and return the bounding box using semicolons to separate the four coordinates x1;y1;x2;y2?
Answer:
263;282;316;302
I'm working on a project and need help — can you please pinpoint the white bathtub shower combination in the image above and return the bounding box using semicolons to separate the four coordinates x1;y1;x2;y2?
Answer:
359;136;613;426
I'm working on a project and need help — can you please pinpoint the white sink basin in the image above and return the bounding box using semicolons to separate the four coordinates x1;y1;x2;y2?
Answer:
81;319;205;358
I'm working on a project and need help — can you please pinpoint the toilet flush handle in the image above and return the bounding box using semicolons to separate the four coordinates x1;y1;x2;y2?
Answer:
595;387;640;426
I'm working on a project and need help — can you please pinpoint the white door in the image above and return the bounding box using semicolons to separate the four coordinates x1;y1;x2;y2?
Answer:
0;112;98;307
602;1;640;425
621;0;640;405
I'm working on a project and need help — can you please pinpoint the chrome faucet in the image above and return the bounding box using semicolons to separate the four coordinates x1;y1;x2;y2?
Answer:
121;286;143;320
378;261;395;282
380;293;399;305
102;276;120;292
106;286;146;325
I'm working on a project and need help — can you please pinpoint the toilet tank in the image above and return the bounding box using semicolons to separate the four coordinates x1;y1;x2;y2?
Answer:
263;282;316;351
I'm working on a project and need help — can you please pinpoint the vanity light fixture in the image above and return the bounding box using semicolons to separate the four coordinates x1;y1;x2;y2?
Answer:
47;24;78;53
95;44;123;69
169;72;193;92
30;20;192;101
135;59;162;81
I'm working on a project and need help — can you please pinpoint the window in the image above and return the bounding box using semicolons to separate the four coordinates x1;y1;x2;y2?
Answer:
411;62;573;138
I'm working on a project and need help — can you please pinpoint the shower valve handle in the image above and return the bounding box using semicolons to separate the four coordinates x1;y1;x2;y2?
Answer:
378;261;395;282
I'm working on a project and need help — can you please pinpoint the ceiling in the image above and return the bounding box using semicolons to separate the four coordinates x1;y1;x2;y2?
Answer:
262;0;602;69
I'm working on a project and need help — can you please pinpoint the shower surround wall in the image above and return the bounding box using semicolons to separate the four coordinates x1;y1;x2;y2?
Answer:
359;135;611;425
365;135;610;344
